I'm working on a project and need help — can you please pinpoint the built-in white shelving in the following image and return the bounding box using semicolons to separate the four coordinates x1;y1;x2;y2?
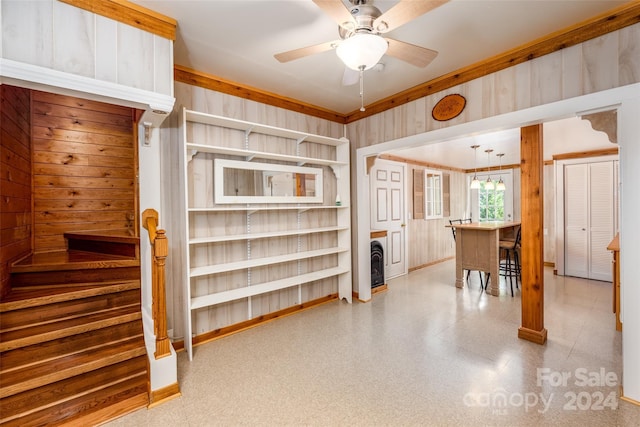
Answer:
180;108;351;360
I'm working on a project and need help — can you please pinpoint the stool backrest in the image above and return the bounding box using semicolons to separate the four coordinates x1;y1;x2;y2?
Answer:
515;226;522;247
449;218;467;241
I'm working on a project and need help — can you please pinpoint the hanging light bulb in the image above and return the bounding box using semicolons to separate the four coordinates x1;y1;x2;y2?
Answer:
470;145;481;189
484;149;494;190
496;153;506;191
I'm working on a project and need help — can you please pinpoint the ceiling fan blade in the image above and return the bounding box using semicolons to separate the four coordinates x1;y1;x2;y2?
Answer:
342;67;359;86
374;1;449;33
385;38;438;68
274;40;338;63
312;0;355;30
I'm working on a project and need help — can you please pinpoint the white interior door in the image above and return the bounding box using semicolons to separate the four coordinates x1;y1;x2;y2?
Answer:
370;161;406;279
564;161;614;281
588;162;614;281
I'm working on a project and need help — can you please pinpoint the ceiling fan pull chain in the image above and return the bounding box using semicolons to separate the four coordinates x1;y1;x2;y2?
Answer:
359;66;365;112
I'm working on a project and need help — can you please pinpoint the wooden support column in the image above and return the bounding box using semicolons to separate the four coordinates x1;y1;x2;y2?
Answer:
518;124;547;344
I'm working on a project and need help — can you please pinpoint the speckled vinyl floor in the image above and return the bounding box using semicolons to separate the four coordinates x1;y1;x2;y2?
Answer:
105;261;640;426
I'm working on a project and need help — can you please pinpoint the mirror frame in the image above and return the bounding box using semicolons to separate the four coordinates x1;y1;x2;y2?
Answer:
214;159;324;204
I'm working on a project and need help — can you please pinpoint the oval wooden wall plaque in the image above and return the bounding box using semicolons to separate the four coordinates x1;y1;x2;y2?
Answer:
432;94;466;121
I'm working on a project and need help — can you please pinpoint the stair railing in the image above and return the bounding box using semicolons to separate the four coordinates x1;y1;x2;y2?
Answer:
142;208;171;359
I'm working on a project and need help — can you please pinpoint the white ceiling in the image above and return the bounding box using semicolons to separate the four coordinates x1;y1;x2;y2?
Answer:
131;0;626;114
130;0;622;166
389;116;615;170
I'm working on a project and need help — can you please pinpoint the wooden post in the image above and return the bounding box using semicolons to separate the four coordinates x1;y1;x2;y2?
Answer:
153;229;171;359
142;208;171;359
518;124;547;344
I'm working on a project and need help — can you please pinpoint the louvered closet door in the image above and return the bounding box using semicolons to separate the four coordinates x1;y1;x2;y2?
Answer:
588;162;614;281
564;161;614;281
565;164;589;278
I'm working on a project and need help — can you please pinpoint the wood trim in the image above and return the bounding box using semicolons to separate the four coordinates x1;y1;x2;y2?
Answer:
371;284;388;295
370;230;387;239
517;326;548;345
174;65;347;124
172;294;338;351
148;382;181;408
543;262;555;268
463;163;521;174
552;147;619;161
620;388;640;407
59;0;176;40
352;291;370;303
408;256;454;272
379;154;466;173
344;2;640;122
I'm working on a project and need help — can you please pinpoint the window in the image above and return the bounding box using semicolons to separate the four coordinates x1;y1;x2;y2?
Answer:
478;180;505;221
424;169;443;219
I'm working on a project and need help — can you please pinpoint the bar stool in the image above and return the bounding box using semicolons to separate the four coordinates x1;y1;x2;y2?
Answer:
499;226;521;297
450;218;488;290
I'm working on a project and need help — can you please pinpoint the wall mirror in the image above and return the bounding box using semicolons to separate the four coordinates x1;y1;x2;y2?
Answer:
214;159;323;204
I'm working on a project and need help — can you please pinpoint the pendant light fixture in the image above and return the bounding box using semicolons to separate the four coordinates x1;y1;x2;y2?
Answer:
496;153;506;191
484;149;494;190
470;145;481;189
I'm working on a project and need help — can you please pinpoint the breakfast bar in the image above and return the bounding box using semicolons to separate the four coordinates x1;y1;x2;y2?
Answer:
447;221;521;296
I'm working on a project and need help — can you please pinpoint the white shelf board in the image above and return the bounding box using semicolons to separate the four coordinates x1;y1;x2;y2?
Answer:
188;206;349;213
185;110;346;147
190;247;349;277
189;225;348;244
190;266;348;310
186;143;347;167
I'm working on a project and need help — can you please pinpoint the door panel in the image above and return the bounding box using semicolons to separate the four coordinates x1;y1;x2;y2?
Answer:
564;164;588;278
564;161;614;281
589;162;614;281
371;161;406;279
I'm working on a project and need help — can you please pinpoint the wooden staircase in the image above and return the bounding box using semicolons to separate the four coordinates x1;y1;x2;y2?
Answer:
0;232;149;426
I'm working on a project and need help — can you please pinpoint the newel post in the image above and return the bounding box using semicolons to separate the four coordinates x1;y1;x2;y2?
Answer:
142;208;171;359
153;229;171;359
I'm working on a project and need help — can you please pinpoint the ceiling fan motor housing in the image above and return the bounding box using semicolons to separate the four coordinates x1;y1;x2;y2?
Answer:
339;3;383;38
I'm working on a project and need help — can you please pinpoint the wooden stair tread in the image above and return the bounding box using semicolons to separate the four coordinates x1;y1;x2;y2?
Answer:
0;336;146;399
64;230;139;244
0;305;141;352
0;280;140;312
1;321;143;373
10;250;139;274
1;372;148;427
0;356;147;423
1;289;141;333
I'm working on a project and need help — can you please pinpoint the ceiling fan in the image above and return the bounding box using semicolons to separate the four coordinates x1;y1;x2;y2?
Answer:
274;0;448;110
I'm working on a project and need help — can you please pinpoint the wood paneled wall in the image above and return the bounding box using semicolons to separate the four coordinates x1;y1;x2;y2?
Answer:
31;91;136;252
1;85;32;297
406;164;467;270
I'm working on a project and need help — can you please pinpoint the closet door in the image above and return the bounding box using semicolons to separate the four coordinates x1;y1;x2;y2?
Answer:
564;164;589;278
564;161;614;281
588;162;614;281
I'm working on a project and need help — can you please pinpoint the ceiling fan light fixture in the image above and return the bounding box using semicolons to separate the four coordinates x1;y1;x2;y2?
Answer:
336;32;388;71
